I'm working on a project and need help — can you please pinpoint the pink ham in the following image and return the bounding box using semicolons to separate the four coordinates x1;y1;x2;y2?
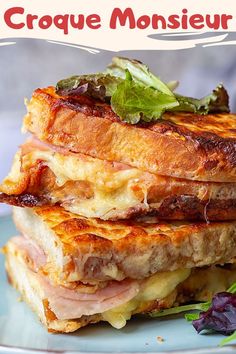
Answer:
11;236;46;270
21;136;71;156
11;235;140;320
21;136;132;172
41;276;139;320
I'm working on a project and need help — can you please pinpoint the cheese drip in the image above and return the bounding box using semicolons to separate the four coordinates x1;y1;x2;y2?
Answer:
23;149;149;219
102;268;190;329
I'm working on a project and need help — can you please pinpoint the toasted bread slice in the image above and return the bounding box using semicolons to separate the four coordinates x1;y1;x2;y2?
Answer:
13;206;236;284
5;240;100;332
23;87;236;182
1;138;236;221
5;237;236;332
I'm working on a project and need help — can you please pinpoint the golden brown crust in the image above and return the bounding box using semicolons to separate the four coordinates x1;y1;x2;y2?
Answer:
13;206;236;282
3;192;236;221
2;142;236;221
24;86;236;182
5;239;177;332
0;194;47;207
5;239;236;332
5;242;101;333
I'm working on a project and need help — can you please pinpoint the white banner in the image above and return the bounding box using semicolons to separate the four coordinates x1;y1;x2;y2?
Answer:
0;0;236;51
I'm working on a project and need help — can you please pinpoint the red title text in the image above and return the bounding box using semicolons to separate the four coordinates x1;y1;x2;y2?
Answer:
3;7;233;34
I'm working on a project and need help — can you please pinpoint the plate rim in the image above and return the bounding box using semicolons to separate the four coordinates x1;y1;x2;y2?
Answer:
1;343;236;354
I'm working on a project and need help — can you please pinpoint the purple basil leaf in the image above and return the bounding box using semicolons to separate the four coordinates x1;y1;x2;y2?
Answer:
56;74;122;101
193;292;236;335
57;80;106;101
67;82;106;100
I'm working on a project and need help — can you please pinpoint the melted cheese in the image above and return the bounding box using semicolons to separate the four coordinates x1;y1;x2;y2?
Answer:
102;268;190;329
23;149;150;219
181;266;236;302
3;146;236;219
102;265;236;330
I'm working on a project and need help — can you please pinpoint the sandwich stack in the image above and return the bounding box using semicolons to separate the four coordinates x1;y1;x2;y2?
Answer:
1;57;236;332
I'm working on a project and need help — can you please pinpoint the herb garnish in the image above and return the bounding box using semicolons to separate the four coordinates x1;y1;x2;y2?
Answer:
56;56;229;124
150;282;236;347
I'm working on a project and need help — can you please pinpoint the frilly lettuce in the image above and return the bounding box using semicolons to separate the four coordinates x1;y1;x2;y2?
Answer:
56;56;230;124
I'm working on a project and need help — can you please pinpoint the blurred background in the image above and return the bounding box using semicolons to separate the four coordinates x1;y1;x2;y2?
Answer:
1;37;236;215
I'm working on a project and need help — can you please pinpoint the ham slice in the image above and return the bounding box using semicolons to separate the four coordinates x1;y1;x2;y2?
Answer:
21;136;132;172
41;276;139;320
21;136;71;156
11;236;46;270
11;236;140;320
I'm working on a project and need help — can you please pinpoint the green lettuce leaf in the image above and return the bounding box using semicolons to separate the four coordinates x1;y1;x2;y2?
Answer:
167;80;179;91
107;56;175;96
107;57;229;118
111;70;178;124
220;331;236;347
149;282;236;320
173;84;229;115
185;313;201;322
226;282;236;294
55;56;230;124
150;302;210;319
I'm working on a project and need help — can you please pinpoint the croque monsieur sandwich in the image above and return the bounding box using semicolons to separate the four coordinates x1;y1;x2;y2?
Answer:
1;89;236;221
1;57;236;333
4;206;236;332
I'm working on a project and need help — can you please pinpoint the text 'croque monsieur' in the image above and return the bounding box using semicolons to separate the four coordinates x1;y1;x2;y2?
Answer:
1;86;236;221
4;205;236;332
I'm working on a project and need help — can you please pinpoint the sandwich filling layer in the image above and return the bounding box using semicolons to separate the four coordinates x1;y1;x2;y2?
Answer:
1;137;236;221
5;236;236;331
